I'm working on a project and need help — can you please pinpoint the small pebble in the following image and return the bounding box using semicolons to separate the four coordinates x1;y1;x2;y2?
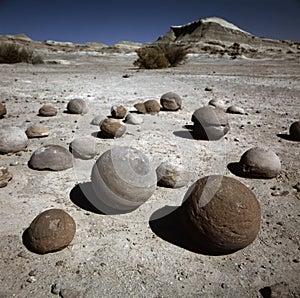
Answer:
51;281;61;295
27;276;36;283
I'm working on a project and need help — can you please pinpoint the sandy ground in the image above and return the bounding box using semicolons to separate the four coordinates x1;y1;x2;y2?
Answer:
0;52;299;297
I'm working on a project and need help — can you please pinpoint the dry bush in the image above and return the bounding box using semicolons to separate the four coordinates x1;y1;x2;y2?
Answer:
134;44;188;69
0;43;44;64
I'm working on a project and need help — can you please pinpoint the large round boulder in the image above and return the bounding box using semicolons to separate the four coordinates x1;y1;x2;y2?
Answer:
67;99;88;115
239;147;281;178
160;92;182;111
181;175;261;254
25;209;76;254
91;146;157;212
0;126;28;153
289;121;300;141
100;118;126;138
28;145;73;171
191;106;229;140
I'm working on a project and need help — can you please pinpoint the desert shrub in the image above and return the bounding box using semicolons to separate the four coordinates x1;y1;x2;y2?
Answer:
134;44;188;69
0;43;44;64
134;47;169;69
158;44;188;67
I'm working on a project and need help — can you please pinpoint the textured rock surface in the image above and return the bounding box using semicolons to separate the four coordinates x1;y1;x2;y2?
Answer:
124;113;144;125
0;126;28;153
191;106;229;140
100;118;126;138
181;175;261;254
38;104;57;117
25;209;76;254
69;136;97;159
67;98;88;114
111;105;127;119
134;100;160;114
91;146;157;212
28;145;73;171
289;121;300;141
160;92;182;111
239;147;281;178
26;125;49;138
0;103;7;118
156;162;189;188
0;167;13;188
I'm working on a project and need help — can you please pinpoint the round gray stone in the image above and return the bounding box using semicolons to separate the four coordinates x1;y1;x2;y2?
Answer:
0;126;28;153
26;125;49;138
29;145;73;171
124;113;144;125
67;99;88;115
38;104;57;117
160;92;182;111
69;136;97;159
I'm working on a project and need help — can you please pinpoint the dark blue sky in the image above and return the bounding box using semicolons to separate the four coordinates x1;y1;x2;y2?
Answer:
0;0;299;45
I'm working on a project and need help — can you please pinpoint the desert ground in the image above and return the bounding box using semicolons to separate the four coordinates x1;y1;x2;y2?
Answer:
0;51;299;297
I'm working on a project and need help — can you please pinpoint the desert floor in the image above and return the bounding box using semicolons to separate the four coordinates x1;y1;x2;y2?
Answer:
0;52;299;297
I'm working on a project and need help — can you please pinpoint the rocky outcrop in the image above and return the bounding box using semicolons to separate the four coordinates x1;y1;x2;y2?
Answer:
156;17;300;58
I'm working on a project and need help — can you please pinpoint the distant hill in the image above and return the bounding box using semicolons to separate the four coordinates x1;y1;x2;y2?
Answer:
156;17;300;58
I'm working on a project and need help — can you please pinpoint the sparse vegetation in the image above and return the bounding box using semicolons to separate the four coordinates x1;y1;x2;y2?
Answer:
0;43;44;64
134;44;188;69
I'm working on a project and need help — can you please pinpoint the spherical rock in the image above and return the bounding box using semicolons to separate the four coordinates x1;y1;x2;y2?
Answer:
208;99;225;109
156;162;189;188
69;136;97;159
25;209;76;254
160;92;182;111
191;106;229;140
239;147;281;178
0;103;7;118
289;121;300;141
67;98;88;115
124;113;144;125
38;104;57;117
181;175;261;254
91;146;157;212
26;125;49;138
0;167;13;188
134;100;160;114
111;105;127;119
90;114;105;126
100;118;126;138
28;145;73;171
0;126;28;153
226;105;245;114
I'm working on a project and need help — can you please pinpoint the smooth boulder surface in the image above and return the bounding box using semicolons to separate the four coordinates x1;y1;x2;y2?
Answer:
124;113;144;125
25;209;76;254
38;104;57;117
67;98;88;115
239;147;281;178
69;136;97;159
28;145;73;171
91;146;157;212
181;175;261;254
289;121;300;141
156;162;189;188
100;118;126;138
0;126;28;153
226;105;245;114
191;106;230;140
160;92;182;111
208;99;225;110
26;125;49;138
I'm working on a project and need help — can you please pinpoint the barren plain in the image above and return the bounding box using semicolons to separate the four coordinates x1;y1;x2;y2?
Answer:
0;51;299;297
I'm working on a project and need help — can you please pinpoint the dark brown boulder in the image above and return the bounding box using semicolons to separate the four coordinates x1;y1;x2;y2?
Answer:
100;118;126;138
111;105;127;119
289;121;300;141
134;100;160;114
181;175;261;254
25;209;76;254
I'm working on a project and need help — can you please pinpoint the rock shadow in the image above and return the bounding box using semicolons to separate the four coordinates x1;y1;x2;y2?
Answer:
277;133;298;141
227;162;275;179
91;131;114;139
69;182;134;215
